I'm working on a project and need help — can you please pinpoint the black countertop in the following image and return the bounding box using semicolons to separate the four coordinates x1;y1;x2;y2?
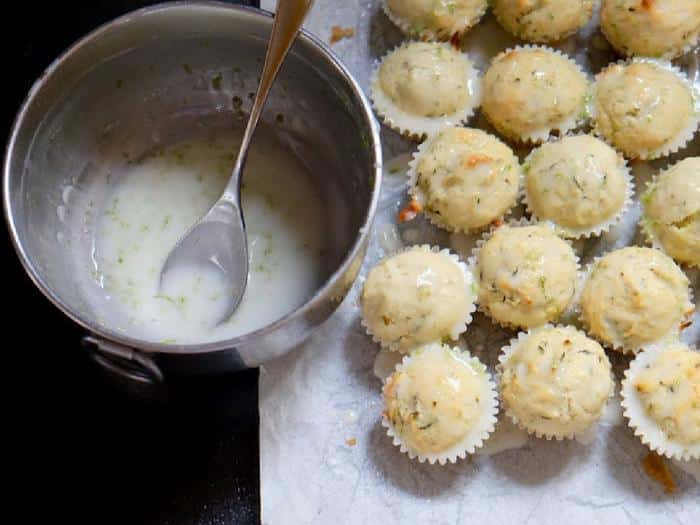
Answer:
4;3;261;524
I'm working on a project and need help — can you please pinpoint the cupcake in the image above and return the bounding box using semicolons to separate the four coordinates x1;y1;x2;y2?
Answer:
408;127;521;233
591;59;699;160
621;342;700;460
499;325;614;439
473;222;579;329
481;46;589;143
383;0;489;41
580;247;694;353
601;0;700;59
642;157;700;268
523;135;632;238
382;342;498;463
492;0;594;43
371;42;481;139
361;245;476;353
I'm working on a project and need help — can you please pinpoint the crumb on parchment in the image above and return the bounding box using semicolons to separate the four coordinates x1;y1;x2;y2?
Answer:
642;452;676;494
346;438;357;447
330;26;355;44
398;198;423;223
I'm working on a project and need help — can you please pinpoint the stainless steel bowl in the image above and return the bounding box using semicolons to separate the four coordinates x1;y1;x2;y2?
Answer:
3;1;381;382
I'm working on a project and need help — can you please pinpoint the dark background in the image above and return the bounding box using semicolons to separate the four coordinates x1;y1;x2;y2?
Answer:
4;2;261;524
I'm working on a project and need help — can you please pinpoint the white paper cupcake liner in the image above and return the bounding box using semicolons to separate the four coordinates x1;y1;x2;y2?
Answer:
370;42;482;141
521;133;634;239
381;0;488;42
467;218;582;330
578;251;696;354
360;244;477;352
482;45;591;145
491;0;595;43
496;324;615;440
406;128;522;233
590;58;700;160
621;343;700;461
640;164;700;269
382;344;498;464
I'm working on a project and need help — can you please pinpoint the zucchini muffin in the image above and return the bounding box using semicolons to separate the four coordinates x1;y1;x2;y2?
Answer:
474;223;578;329
622;343;700;460
492;0;594;43
499;325;614;439
408;127;521;232
371;42;481;139
361;246;476;353
382;343;498;463
601;0;700;59
642;157;700;267
383;0;489;41
481;46;589;143
580;247;694;353
523;135;632;237
591;59;699;160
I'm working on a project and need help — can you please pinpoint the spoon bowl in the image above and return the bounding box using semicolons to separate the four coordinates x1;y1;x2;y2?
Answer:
160;194;249;323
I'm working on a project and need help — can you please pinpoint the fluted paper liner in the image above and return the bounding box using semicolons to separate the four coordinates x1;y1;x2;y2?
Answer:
621;343;700;461
360;245;477;353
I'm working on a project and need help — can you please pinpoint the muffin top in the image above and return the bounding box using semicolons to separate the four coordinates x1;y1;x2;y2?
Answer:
384;0;489;40
580;247;692;351
481;47;589;142
384;343;494;458
592;60;697;159
524;135;629;237
643;157;700;267
476;224;578;329
361;246;475;352
411;127;521;232
500;325;613;438
601;0;700;59
372;42;480;137
632;345;700;447
492;0;594;43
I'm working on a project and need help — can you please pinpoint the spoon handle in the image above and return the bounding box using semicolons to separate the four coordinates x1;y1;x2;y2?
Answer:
225;0;315;201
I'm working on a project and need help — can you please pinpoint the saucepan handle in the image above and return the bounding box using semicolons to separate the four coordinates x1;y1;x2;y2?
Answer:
81;335;164;384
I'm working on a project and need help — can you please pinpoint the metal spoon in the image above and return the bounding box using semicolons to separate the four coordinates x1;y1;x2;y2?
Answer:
159;0;315;323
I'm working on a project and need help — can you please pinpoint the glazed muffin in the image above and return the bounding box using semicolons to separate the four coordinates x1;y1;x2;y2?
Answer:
642;157;700;267
409;127;521;232
481;46;589;143
361;246;476;353
580;247;694;353
499;325;613;439
622;343;700;460
371;42;481;138
474;223;578;329
383;343;498;463
591;59;699;159
601;0;700;59
523;135;632;237
383;0;489;41
492;0;594;43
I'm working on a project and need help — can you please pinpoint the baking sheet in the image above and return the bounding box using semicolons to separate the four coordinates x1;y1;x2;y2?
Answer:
259;1;700;523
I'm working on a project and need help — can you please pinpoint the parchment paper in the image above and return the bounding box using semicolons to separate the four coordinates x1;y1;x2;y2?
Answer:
259;2;700;523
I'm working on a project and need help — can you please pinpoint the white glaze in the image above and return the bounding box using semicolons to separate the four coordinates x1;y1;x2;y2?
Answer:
92;131;324;343
373;349;404;383
476;417;529;456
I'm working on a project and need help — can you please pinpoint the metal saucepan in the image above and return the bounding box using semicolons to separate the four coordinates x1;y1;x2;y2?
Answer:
3;1;381;383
